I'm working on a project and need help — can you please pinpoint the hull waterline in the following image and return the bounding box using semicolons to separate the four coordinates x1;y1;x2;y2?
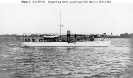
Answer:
21;41;111;47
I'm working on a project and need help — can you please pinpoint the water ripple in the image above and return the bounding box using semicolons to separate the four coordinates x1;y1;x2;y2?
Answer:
0;38;132;78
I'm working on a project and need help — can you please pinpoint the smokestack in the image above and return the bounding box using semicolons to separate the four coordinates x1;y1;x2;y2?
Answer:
67;30;70;43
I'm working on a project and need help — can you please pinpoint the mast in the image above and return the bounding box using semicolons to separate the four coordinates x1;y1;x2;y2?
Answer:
59;12;63;40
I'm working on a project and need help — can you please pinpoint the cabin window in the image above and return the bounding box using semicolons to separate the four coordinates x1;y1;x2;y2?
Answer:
25;39;27;42
32;39;35;42
28;39;30;42
39;39;43;42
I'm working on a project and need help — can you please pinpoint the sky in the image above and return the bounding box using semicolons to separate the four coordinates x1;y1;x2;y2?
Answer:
0;3;133;35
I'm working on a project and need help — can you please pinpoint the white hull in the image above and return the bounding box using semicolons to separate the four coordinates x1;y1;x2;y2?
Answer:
21;41;111;47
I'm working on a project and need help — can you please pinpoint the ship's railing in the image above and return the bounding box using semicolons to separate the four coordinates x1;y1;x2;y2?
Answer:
22;33;92;42
22;33;109;42
22;33;68;42
23;32;97;35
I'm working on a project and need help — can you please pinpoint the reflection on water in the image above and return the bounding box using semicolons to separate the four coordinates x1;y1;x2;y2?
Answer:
0;38;133;78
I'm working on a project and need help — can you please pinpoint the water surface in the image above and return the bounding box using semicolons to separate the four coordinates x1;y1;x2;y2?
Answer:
0;38;133;78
